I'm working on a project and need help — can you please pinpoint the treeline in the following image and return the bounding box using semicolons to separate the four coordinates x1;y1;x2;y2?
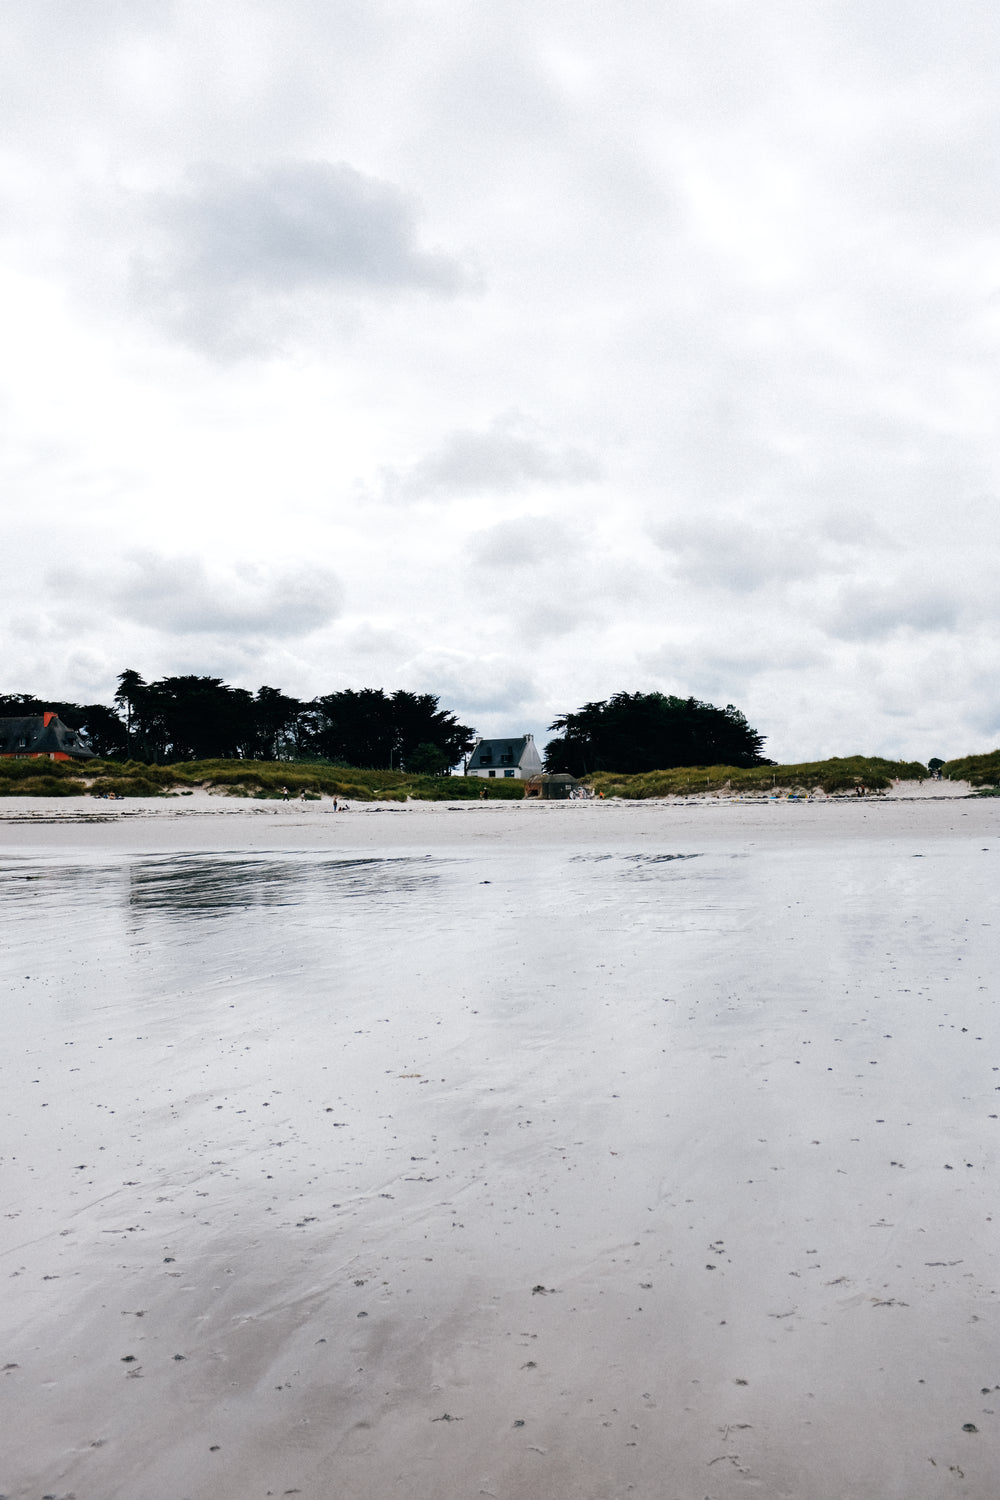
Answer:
543;691;769;775
0;671;476;772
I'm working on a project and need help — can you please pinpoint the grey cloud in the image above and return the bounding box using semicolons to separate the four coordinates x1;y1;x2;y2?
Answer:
381;416;600;503
649;517;872;594
822;581;963;643
341;622;416;658
131;160;474;351
468;516;579;568
640;642;826;685
400;650;538;719
519;604;580;640
51;554;342;638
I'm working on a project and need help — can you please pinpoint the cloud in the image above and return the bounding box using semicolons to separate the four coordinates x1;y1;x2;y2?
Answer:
468;515;580;567
50;553;343;639
129;160;475;352
380;414;601;503
649;516;874;594
822;580;963;642
399;649;538;720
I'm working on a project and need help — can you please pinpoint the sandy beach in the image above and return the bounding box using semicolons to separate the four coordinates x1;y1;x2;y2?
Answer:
2;792;999;1499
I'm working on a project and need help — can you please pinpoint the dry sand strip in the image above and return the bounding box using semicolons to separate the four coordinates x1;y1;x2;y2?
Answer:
1;797;999;1499
0;779;986;854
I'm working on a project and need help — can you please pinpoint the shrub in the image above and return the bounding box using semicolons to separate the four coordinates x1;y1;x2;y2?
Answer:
585;756;929;799
0;775;86;797
90;776;168;798
943;750;1000;787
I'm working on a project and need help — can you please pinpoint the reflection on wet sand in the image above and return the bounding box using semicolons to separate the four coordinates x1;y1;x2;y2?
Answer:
2;822;999;1500
126;853;443;917
1;851;444;920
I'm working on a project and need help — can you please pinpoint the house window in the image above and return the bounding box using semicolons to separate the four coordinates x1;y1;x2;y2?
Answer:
479;753;492;765
499;751;512;764
504;769;514;777
488;769;496;777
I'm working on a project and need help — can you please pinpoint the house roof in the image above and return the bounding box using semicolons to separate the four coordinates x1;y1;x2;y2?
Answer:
0;715;95;760
467;736;538;770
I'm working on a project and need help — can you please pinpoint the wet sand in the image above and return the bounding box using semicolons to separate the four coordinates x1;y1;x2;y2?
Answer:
2;795;999;1498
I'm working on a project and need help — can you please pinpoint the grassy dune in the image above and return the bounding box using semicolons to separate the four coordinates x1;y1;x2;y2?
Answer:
0;757;526;800
939;749;1000;787
585;755;933;798
0;751;996;799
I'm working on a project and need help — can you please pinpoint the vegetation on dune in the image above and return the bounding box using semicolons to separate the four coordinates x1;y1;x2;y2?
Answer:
0;757;528;799
942;750;1000;787
585;755;931;799
0;749;994;799
0;759;89;796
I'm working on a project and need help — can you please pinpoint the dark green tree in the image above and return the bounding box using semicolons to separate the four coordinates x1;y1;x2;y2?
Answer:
133;676;256;760
544;691;768;775
309;689;475;770
250;686;308;760
114;670;148;757
405;741;451;775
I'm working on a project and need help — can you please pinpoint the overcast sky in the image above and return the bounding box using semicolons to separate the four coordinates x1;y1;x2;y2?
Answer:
3;0;998;763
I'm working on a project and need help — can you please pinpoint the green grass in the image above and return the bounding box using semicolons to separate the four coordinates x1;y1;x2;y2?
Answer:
941;750;1000;788
0;759;90;796
585;755;931;799
0;757;529;800
2;749;994;800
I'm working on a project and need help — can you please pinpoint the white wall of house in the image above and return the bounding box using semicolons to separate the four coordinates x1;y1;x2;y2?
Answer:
466;735;543;779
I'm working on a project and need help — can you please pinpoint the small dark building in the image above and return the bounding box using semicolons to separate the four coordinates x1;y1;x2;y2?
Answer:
0;712;95;762
523;772;583;800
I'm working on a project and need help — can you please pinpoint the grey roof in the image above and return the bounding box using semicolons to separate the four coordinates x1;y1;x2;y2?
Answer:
0;715;95;760
467;736;540;771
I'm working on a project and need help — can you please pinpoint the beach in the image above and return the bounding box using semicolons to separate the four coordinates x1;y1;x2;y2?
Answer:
2;793;998;1499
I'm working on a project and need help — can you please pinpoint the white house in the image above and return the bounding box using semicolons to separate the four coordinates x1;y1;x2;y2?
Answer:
465;734;543;780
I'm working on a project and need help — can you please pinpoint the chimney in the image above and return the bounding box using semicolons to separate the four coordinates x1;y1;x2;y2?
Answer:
43;710;55;727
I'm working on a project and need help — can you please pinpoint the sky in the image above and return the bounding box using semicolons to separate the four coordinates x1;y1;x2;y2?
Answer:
2;0;998;764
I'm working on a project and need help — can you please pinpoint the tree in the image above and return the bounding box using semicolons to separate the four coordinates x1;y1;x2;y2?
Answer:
544;691;768;775
2;672;477;768
250;686;308;761
114;670;147;757
405;742;451;775
126;676;256;760
309;689;475;770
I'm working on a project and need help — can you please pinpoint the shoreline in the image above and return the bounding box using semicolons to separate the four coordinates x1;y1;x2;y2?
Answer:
0;785;994;857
